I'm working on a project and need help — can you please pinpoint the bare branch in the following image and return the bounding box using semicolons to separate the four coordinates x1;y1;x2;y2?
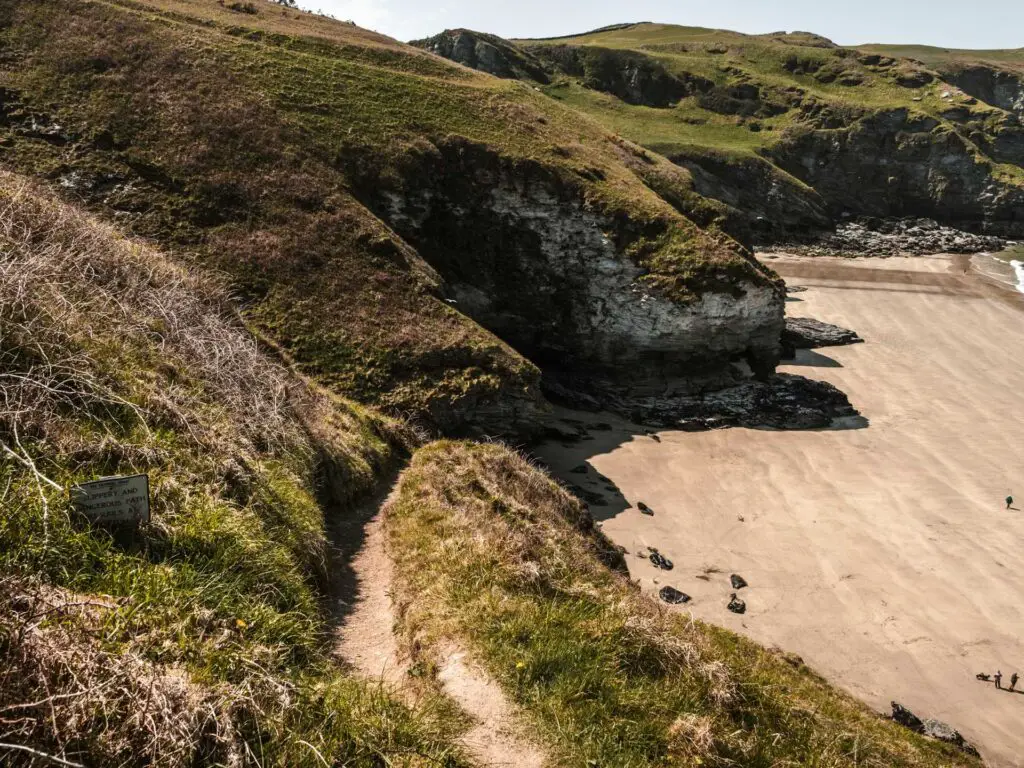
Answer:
0;742;84;768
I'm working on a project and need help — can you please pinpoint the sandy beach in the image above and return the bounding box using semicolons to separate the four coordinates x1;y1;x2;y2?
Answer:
537;254;1024;766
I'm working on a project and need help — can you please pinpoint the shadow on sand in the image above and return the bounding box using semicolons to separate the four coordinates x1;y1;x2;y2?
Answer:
532;325;870;524
784;349;844;368
532;387;869;524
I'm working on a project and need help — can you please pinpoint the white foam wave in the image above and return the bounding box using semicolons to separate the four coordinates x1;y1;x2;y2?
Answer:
1012;260;1024;295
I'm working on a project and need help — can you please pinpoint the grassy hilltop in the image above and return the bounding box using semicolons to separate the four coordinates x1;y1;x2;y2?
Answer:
513;22;1024;164
418;23;1024;239
0;2;996;766
857;43;1024;72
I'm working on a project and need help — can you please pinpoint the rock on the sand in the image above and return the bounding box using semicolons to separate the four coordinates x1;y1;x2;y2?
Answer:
727;593;747;614
783;317;863;349
890;702;980;756
659;586;691;605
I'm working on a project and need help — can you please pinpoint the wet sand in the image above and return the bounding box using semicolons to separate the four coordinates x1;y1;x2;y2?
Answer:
537;255;1024;766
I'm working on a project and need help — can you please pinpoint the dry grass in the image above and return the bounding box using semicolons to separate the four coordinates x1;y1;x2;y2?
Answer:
386;441;981;767
0;172;465;767
0;576;240;767
0;171;300;457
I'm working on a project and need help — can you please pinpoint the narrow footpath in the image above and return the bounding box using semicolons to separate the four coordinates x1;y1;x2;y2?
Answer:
331;474;547;768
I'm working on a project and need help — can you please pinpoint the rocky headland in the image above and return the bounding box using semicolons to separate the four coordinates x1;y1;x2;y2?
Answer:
417;26;1024;248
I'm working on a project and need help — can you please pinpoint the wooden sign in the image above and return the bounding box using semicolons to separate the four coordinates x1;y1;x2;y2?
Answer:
70;474;150;525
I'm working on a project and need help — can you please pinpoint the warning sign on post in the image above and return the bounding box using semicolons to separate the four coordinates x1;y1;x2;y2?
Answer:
70;474;150;525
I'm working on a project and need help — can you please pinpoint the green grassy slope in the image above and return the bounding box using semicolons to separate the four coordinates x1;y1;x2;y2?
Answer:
857;43;1024;72
511;22;1008;159
0;171;467;766
0;1;774;433
399;21;1018;237
387;441;979;767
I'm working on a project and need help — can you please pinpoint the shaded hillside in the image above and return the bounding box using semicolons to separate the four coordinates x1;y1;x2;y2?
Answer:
0;1;785;433
415;23;1024;240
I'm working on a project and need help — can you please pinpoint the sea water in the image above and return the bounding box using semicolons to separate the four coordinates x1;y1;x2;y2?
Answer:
1012;258;1024;295
975;244;1024;294
1001;243;1024;294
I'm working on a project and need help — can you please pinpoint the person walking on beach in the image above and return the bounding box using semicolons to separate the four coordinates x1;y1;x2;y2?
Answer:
1011;673;1019;692
995;670;1003;689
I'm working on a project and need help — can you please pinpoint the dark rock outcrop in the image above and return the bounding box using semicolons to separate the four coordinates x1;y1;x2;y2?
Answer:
667;149;832;245
659;586;691;604
941;65;1024;117
411;29;552;83
345;137;784;398
529;44;713;107
890;702;980;757
727;593;747;614
763;217;1007;257
649;551;673;570
545;372;858;431
697;82;792;118
768;110;1024;237
783;317;863;350
891;701;924;732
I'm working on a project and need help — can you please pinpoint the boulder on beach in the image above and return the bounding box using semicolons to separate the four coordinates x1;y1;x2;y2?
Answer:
783;317;863;349
659;586;691;604
649;552;674;570
890;702;979;756
727;593;747;614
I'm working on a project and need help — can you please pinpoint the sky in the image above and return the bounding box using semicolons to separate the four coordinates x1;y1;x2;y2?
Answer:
305;0;1024;50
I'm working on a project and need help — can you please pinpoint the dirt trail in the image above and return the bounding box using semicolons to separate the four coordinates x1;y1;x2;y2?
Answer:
331;477;548;767
439;649;547;768
331;483;408;687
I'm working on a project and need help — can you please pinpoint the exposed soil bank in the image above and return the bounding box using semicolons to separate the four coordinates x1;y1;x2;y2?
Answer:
536;255;1024;767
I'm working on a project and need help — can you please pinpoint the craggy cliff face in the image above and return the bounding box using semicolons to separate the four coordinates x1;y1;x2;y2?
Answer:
768;109;1024;233
356;141;783;394
943;66;1024;117
415;27;1024;242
